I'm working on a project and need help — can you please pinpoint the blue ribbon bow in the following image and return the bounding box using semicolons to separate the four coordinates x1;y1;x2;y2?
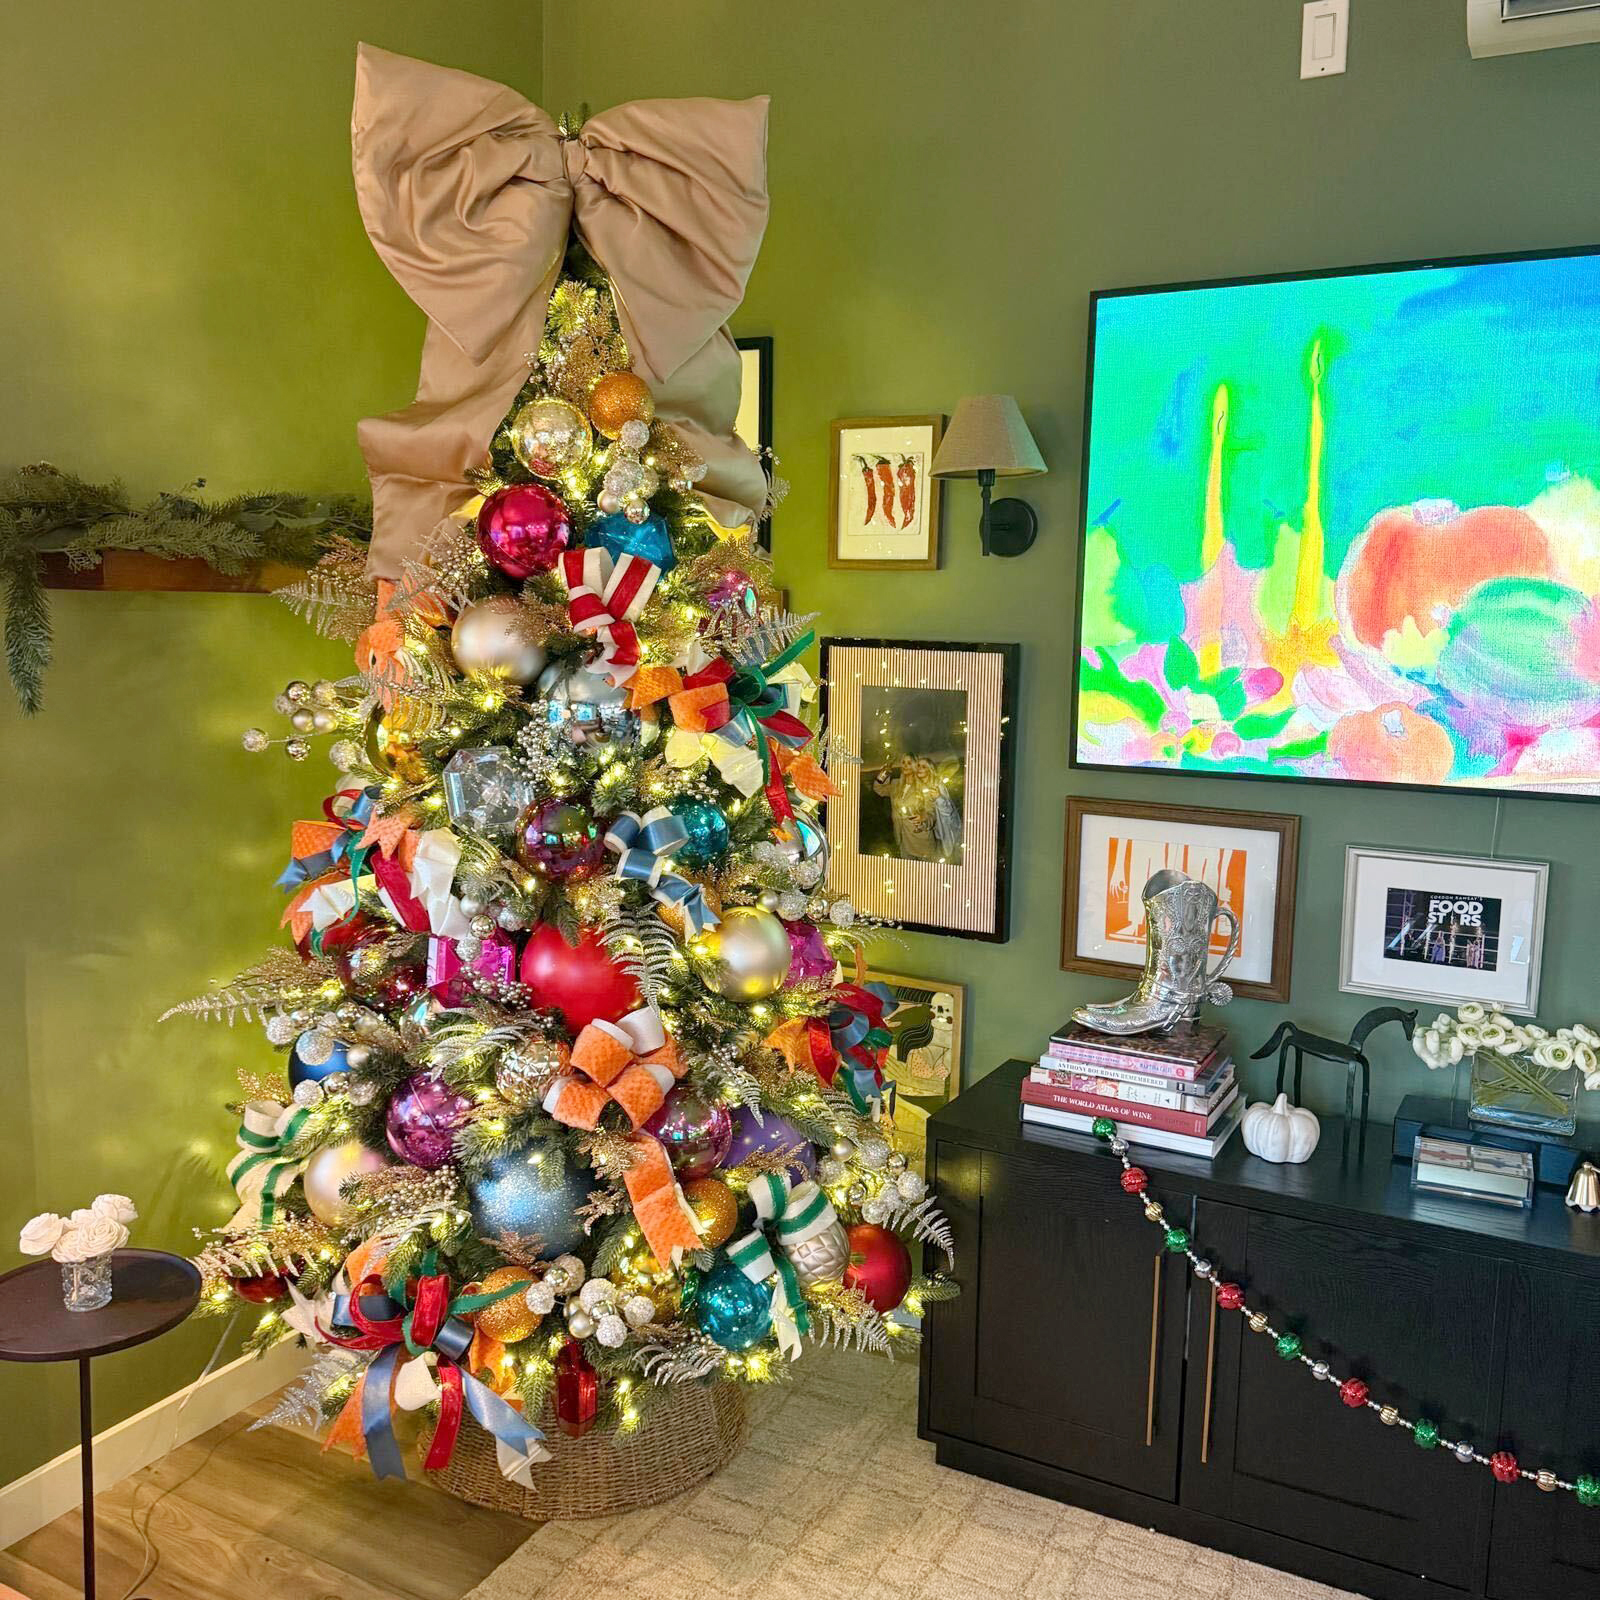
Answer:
605;808;721;936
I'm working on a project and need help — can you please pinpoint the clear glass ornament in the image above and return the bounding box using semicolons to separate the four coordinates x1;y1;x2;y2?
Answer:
442;746;531;840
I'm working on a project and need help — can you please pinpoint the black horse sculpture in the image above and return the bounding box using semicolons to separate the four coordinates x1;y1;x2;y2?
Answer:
1249;1006;1417;1136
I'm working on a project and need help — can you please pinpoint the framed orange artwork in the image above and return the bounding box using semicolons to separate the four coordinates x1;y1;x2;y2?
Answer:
1060;796;1300;1003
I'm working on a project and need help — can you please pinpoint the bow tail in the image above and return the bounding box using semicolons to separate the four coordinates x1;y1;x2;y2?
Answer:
624;1135;702;1270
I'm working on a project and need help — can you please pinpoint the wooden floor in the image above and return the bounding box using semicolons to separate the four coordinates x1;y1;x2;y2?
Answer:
0;1398;533;1600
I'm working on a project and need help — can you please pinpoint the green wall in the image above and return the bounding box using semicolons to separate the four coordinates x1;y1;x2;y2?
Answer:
545;0;1600;1115
0;3;542;1487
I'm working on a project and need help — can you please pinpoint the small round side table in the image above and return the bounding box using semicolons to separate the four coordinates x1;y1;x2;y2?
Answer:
0;1249;201;1599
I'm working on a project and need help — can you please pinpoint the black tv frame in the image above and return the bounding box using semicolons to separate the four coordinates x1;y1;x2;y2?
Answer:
1069;241;1600;806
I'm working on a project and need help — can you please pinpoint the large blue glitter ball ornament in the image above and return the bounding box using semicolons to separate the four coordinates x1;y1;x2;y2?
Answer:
669;797;730;869
289;1033;349;1088
591;510;676;574
468;1146;592;1258
692;1254;773;1351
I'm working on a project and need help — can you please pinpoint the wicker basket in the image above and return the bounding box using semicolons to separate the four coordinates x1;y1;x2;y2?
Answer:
430;1381;748;1521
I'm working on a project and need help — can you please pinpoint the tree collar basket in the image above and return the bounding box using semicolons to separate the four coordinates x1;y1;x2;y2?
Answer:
430;1379;747;1521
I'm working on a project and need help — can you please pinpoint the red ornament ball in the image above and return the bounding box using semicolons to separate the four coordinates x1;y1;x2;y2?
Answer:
1216;1283;1245;1312
1491;1450;1520;1484
1120;1167;1149;1194
519;923;640;1033
476;484;572;579
231;1273;289;1304
1339;1378;1369;1409
841;1223;913;1314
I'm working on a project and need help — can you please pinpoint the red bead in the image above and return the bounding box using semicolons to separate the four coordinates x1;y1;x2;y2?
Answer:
1491;1450;1519;1484
231;1272;289;1304
1339;1378;1369;1409
1216;1283;1245;1311
1120;1167;1149;1194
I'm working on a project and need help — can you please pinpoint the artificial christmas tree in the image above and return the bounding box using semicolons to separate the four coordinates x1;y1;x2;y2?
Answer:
170;45;955;1500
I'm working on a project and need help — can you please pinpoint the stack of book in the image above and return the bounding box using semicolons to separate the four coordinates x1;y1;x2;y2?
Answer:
1021;1021;1244;1157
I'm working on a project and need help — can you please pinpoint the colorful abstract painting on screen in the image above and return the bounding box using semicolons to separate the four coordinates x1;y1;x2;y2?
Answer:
1075;251;1600;796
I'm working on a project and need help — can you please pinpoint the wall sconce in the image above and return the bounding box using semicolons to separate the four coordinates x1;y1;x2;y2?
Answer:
930;394;1047;557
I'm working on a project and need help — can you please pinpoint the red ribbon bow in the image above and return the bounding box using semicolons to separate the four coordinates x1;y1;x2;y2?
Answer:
560;547;660;685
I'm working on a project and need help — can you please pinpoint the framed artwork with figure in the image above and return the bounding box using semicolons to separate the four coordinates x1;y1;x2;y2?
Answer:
734;335;773;551
820;638;1018;940
1060;796;1300;1003
828;416;944;569
865;969;966;1179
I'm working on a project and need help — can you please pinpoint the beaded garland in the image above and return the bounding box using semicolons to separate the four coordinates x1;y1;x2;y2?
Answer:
1089;1115;1600;1509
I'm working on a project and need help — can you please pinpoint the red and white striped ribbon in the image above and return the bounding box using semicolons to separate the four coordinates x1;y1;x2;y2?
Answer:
560;547;661;685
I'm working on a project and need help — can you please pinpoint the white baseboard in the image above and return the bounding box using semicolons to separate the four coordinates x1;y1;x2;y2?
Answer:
0;1339;308;1549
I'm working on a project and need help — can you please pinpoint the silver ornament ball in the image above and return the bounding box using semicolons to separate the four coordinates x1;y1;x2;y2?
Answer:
565;1307;596;1340
786;1219;850;1287
241;727;269;754
451;596;549;685
699;905;792;1002
302;1140;388;1228
508;396;591;477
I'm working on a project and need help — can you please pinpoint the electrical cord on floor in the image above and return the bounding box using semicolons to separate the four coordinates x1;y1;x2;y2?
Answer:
116;1308;239;1600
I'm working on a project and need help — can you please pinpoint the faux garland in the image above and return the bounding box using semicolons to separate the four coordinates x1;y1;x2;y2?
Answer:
0;464;370;713
1090;1115;1600;1508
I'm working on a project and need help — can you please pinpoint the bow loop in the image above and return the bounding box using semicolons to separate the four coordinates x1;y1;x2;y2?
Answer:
728;1170;839;1360
604;808;721;936
225;1100;311;1231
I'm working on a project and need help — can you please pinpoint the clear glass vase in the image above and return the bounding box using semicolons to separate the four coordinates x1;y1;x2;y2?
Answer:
60;1253;114;1313
1468;1049;1579;1138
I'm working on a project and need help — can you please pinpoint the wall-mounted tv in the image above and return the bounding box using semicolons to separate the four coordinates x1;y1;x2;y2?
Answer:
1072;246;1600;800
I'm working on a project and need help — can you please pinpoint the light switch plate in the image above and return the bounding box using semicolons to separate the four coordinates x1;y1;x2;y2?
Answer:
1301;0;1349;78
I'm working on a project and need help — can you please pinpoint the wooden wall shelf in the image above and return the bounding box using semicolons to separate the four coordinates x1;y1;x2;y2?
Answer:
38;552;304;594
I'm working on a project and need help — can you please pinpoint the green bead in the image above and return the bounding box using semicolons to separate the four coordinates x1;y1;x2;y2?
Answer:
1414;1418;1439;1450
1274;1332;1303;1361
1163;1226;1190;1253
1091;1116;1117;1141
1578;1474;1600;1507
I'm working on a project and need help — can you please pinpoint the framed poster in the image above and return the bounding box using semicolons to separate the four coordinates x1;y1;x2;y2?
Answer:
868;969;966;1178
1061;796;1299;1003
828;415;944;569
734;335;773;552
821;638;1018;940
1340;846;1548;1015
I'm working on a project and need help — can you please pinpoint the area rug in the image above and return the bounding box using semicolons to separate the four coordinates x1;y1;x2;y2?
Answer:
466;1345;1355;1600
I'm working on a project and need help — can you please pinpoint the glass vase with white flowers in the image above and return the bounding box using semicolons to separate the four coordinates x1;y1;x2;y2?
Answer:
18;1194;138;1312
1412;1003;1599;1138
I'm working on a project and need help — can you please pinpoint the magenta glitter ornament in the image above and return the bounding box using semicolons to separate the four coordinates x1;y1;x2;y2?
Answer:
426;931;518;1006
514;800;606;881
642;1085;734;1180
476;484;572;579
784;921;835;985
385;1072;474;1169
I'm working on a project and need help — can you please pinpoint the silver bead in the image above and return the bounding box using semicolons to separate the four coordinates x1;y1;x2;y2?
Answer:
458;895;484;918
290;709;315;733
284;737;311;761
312;710;337;734
470;913;496;938
343;1044;372;1071
284;680;312;705
1108;1136;1129;1156
1192;1259;1213;1279
1312;1361;1330;1381
241;727;270;753
831;1140;853;1159
565;1307;596;1340
757;889;780;911
625;501;650;524
847;1183;867;1206
596;489;622;515
320;1072;349;1097
1454;1442;1475;1463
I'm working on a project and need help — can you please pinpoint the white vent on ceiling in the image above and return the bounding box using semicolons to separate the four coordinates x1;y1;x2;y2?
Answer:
1468;0;1600;56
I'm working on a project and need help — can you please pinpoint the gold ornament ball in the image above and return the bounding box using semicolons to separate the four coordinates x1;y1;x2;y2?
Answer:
508;396;592;477
371;712;430;784
303;1140;389;1228
658;877;722;939
698;905;792;1002
450;596;549;685
587;372;655;439
473;1266;541;1343
1247;1312;1270;1334
682;1177;739;1248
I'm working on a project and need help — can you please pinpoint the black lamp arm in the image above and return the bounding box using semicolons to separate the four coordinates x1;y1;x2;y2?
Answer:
978;467;996;558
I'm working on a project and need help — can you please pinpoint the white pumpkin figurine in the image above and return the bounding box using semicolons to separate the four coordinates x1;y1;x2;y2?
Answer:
1241;1093;1321;1164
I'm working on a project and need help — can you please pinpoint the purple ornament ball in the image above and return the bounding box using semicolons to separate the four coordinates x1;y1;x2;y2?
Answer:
723;1106;817;1178
476;484;572;579
385;1073;474;1169
642;1086;733;1180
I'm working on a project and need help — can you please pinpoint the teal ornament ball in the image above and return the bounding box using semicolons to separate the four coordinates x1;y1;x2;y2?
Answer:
592;510;676;574
468;1145;591;1258
692;1254;773;1351
670;797;730;868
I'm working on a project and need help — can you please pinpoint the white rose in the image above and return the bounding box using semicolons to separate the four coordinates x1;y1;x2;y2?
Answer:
1538;1039;1575;1071
1576;1043;1598;1076
1478;1023;1510;1051
53;1215;128;1262
1521;1023;1548;1040
1447;1035;1465;1065
1457;1024;1484;1050
1457;1002;1487;1025
92;1194;138;1225
1502;1029;1531;1055
19;1213;66;1256
1573;1024;1600;1048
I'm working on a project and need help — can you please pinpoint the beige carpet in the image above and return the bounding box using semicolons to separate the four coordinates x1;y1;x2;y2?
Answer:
467;1346;1356;1600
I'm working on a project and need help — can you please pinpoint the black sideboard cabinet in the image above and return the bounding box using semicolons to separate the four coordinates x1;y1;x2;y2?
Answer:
920;1062;1600;1600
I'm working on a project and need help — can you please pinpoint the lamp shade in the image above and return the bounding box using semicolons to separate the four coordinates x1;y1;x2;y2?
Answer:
930;395;1047;479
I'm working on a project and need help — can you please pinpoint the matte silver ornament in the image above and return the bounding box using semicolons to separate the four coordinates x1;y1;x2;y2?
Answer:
699;905;792;1001
565;1307;596;1339
786;1217;850;1287
450;596;548;684
302;1139;388;1227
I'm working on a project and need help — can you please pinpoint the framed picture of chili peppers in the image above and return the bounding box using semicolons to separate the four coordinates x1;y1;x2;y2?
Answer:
828;415;945;570
734;335;774;551
820;637;1018;940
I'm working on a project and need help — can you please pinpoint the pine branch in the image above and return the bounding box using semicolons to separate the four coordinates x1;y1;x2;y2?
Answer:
2;550;50;714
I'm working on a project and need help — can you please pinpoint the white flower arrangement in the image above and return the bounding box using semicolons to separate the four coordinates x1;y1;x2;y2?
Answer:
18;1194;137;1262
1413;1007;1600;1091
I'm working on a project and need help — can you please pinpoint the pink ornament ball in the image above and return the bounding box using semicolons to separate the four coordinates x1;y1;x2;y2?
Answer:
476;485;572;579
642;1085;733;1180
385;1072;474;1169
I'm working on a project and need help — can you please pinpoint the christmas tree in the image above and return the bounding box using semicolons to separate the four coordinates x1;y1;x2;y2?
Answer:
170;47;955;1483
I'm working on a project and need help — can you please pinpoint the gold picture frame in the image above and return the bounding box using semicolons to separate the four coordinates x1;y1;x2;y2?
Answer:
867;968;966;1179
828;414;944;569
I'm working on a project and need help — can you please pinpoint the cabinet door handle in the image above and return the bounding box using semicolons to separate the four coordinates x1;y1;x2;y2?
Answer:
1145;1252;1162;1447
1200;1282;1219;1465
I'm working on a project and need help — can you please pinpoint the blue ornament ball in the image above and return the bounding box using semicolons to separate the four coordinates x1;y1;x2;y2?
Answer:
468;1145;591;1258
289;1033;349;1088
670;797;730;869
692;1254;773;1351
592;510;676;574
